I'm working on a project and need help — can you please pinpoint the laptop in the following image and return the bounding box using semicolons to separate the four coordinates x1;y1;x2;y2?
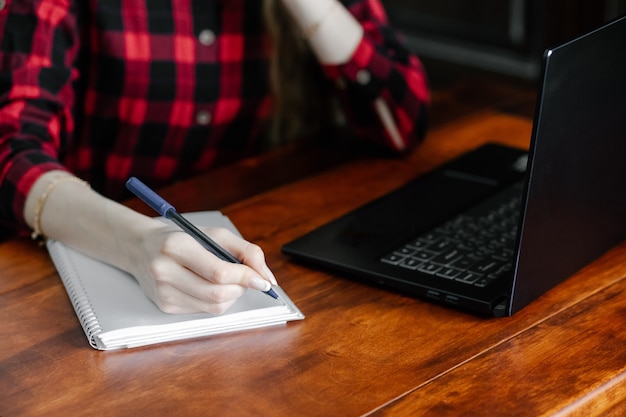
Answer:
282;15;626;317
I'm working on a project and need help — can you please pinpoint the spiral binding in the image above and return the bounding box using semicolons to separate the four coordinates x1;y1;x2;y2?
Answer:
47;241;103;349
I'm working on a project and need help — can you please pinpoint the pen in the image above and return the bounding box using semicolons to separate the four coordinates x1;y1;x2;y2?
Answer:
125;177;279;300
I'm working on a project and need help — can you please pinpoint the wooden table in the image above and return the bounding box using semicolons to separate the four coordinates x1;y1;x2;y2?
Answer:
1;112;625;416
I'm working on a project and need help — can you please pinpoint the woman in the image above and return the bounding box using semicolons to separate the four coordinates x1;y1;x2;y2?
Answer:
0;0;429;314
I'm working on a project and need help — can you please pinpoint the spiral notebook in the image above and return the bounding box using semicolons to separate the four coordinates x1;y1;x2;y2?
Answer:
46;211;304;350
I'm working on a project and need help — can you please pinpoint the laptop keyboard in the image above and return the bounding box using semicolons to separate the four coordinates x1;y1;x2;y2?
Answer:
380;182;523;288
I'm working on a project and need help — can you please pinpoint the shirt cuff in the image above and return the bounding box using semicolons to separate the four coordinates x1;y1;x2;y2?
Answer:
319;38;390;100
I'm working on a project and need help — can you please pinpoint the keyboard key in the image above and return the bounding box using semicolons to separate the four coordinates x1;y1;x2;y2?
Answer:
474;277;493;287
469;257;507;275
398;257;422;270
450;257;476;270
413;250;436;261
431;248;467;266
396;246;415;256
455;272;482;284
436;267;463;279
429;238;457;253
418;263;442;275
381;253;404;265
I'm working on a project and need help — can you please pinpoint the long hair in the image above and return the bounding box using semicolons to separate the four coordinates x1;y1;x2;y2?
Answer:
262;0;338;146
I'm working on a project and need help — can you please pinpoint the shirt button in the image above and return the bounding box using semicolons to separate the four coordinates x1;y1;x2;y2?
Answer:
198;29;215;46
356;69;371;85
196;111;211;125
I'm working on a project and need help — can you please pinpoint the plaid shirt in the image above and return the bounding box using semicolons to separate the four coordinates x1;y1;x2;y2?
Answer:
0;0;429;234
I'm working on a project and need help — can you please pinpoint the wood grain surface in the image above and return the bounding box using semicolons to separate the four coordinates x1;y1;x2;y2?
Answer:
1;112;624;417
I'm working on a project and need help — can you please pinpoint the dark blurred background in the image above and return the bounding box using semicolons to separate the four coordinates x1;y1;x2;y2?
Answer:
382;0;626;125
384;0;626;82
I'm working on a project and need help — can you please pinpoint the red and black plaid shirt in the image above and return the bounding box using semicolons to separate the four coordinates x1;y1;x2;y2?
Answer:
0;0;429;234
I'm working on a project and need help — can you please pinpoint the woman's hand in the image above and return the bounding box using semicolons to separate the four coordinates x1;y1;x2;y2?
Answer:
129;223;278;315
24;171;277;316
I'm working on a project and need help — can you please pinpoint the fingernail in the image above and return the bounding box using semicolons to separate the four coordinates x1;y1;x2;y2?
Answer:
249;276;272;292
264;265;278;285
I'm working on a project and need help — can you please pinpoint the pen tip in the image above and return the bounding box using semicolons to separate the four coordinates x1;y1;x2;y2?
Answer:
266;288;280;300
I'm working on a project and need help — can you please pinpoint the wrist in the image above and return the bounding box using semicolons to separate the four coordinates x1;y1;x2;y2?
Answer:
24;171;90;242
100;201;161;273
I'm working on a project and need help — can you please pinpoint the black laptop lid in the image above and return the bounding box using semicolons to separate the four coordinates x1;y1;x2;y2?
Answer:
508;15;626;314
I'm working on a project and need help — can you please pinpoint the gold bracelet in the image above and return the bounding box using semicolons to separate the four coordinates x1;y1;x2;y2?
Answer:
302;1;339;39
31;175;89;242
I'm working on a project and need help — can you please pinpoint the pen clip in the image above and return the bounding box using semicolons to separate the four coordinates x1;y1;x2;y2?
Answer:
126;177;174;217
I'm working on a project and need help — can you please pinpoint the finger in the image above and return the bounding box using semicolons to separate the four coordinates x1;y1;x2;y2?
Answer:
154;284;241;315
160;231;273;293
151;254;244;304
202;227;278;285
198;256;274;293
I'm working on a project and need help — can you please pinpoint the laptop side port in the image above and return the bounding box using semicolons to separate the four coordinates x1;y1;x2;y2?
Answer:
444;295;460;305
426;290;441;300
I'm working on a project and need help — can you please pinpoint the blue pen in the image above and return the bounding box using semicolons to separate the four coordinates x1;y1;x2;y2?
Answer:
126;177;279;300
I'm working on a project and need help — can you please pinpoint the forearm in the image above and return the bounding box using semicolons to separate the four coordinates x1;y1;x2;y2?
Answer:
23;170;154;273
280;0;363;64
280;0;429;151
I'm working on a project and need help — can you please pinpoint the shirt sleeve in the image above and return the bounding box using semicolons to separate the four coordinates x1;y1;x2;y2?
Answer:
321;0;430;152
0;0;77;234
